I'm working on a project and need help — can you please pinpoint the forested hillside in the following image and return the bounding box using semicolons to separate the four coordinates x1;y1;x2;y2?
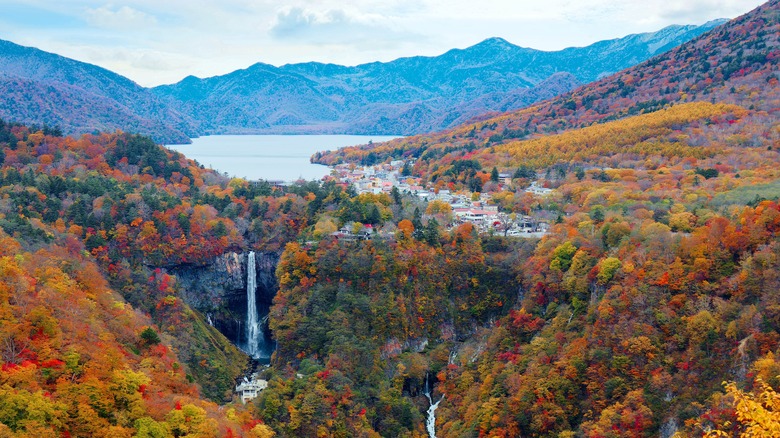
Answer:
0;117;500;436
0;122;267;435
280;2;780;436
4;111;780;436
0;229;250;436
0;40;195;144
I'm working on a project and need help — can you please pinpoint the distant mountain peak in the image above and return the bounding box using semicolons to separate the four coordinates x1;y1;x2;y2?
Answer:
475;37;516;49
703;18;729;27
462;37;525;57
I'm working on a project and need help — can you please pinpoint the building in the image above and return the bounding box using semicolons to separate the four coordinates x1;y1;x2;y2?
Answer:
331;224;375;241
236;377;268;404
525;181;553;196
453;207;499;224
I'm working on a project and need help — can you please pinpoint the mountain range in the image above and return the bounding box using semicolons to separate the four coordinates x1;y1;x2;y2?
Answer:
0;21;724;143
315;3;777;170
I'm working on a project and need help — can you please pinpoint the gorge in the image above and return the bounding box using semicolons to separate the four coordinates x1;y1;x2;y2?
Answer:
172;251;279;362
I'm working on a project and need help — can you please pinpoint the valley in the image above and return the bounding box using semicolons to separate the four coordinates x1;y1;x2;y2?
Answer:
0;1;779;437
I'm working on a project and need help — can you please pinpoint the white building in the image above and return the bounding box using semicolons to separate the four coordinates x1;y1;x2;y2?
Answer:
453;207;499;224
236;376;268;404
525;181;553;196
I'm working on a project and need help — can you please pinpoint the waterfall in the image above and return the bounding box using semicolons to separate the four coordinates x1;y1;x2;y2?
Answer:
660;417;679;438
246;251;261;358
735;335;753;382
424;373;444;438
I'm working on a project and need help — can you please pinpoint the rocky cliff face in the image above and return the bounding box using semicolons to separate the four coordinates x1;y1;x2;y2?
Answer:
170;251;279;354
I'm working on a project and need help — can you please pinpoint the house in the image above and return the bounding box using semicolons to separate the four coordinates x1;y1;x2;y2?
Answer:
453;208;499;224
236;377;268;404
331;226;357;241
525;181;553;196
354;180;372;192
331;224;375;242
519;216;535;229
450;199;470;209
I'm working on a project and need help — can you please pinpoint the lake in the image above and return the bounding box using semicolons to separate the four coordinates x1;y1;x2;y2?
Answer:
166;135;399;182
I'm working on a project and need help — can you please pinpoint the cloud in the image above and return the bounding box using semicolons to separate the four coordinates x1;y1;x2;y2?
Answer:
85;4;158;30
269;6;410;44
80;45;195;73
270;7;324;38
656;0;757;23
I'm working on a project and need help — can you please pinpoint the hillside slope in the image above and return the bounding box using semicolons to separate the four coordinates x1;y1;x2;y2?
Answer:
0;227;256;436
0;120;275;434
0;40;195;143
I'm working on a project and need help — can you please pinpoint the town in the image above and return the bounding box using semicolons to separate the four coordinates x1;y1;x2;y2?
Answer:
325;159;554;240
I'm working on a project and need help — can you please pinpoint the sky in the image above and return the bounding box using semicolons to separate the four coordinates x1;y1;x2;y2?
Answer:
0;0;767;87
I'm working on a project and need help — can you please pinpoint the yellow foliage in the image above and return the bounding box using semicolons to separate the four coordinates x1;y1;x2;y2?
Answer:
753;353;780;383
313;217;338;238
669;212;696;232
166;403;217;438
397;219;414;240
251;423;277;438
703;378;780;438
426;200;452;215
490;102;743;168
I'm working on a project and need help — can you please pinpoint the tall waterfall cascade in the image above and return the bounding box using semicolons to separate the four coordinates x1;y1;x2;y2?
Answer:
424;373;444;438
246;251;261;358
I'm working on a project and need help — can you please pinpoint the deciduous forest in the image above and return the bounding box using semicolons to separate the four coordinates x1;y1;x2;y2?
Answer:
2;0;780;437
